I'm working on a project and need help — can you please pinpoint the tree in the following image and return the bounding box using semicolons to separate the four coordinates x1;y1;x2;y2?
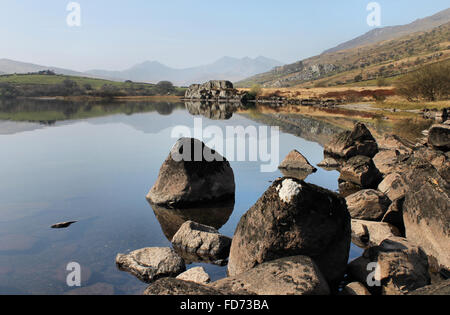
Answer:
155;81;175;95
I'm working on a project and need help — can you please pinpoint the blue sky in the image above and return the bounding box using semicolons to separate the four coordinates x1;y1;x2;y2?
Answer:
0;0;448;71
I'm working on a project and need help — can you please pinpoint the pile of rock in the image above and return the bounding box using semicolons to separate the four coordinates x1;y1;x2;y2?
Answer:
184;80;246;102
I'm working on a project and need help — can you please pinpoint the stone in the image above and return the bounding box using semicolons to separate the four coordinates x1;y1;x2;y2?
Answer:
317;156;340;169
373;150;409;176
339;156;381;188
348;237;430;295
176;267;210;285
413;145;450;182
402;159;450;270
408;280;450;295
227;178;351;287
428;124;450;151
340;282;371;295
171;221;232;261
147;138;235;207
351;219;401;248
338;181;362;198
185;80;244;101
211;256;330;295
116;247;186;283
324;123;378;159
51;221;77;229
143;278;230;295
279;150;317;173
378;173;407;202
345;189;391;221
381;198;405;236
377;134;413;155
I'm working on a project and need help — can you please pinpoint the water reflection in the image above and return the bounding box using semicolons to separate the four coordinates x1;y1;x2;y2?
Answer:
185;101;237;120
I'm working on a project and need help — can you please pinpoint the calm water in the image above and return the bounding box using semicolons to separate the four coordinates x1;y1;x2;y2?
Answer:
0;100;363;295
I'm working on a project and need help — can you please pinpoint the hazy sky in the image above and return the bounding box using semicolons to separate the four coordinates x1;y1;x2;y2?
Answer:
0;0;448;71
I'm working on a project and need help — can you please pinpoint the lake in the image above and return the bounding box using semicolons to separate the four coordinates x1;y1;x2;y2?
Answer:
0;99;369;295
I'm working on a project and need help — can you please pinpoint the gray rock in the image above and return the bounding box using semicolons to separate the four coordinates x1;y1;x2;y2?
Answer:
378;173;407;202
176;267;211;285
146;138;235;207
351;219;401;248
346;189;391;221
211;256;330;295
373;150;409;176
116;247;186;283
227;178;351;288
348;237;430;295
185;80;244;101
428;124;450;151
377;135;413;155
171;221;232;261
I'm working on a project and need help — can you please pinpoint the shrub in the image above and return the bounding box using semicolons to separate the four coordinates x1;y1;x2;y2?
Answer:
248;84;262;98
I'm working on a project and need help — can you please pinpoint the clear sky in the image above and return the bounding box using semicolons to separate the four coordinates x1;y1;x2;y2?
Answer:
0;0;448;71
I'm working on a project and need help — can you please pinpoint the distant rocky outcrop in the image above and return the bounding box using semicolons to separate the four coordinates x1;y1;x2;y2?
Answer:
227;178;351;288
184;80;246;102
146;138;235;207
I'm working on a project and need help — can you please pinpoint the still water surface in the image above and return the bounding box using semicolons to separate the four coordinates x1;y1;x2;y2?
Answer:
0;100;364;294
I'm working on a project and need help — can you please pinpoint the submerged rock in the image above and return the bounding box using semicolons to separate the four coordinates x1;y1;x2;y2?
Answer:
211;256;330;295
348;237;430;295
324;123;378;159
279;150;317;173
147;138;235;207
116;247;185;283
227;177;351;287
345;189;391;221
171;221;232;261
339;156;381;188
176;267;211;285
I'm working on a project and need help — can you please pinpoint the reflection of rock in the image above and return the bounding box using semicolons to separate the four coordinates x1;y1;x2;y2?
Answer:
171;221;232;262
116;247;186;284
185;101;236;120
147;138;236;207
149;200;234;241
279;169;314;181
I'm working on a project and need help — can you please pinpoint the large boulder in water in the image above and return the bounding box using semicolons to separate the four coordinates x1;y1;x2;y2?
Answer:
324;123;378;159
402;158;450;270
211;256;330;295
147;138;235;207
227;178;351;287
185;80;243;101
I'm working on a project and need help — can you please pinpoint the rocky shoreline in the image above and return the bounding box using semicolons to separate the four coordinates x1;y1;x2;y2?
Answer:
113;86;449;295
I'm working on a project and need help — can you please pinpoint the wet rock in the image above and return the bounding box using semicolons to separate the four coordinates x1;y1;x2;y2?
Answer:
317;156;340;169
324;123;378;159
176;267;210;285
279;150;317;173
428;124;450;151
340;282;371;295
348;237;430;295
147;138;235;207
227;178;351;287
351;219;401;248
116;247;186;283
408;279;450;295
339;156;381;188
51;221;77;229
402;159;450;270
150;201;234;242
346;189;391;221
378;173;407;202
171;221;232;261
211;256;330;295
144;278;230;295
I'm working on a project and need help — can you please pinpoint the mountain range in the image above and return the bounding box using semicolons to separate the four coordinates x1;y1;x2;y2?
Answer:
0;56;283;86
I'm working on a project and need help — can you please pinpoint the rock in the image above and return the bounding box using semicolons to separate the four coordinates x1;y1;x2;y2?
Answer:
147;138;235;207
351;219;401;248
428;124;450;151
144;278;230;295
279;169;314;181
317;156;340;169
348;237;430;295
176;267;210;285
382;198;405;236
377;134;413;155
378;173;407;202
338;181;362;198
51;221;77;229
402;159;450;270
339;156;381;188
185;80;244;102
413;145;450;182
324;123;378;159
171;221;232;261
340;282;371;295
211;256;330;295
346;190;391;221
227;178;351;287
408;279;450;295
116;247;186;283
150;201;234;242
373;150;409;176
279;150;317;173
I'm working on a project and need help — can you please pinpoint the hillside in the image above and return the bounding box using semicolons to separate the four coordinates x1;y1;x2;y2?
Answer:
324;8;450;54
237;21;450;88
0;59;90;78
